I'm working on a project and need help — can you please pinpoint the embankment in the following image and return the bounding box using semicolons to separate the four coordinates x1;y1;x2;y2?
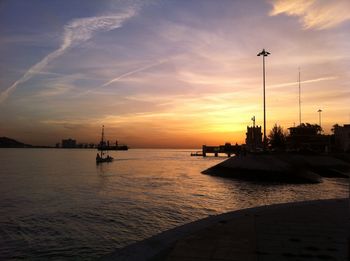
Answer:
202;153;350;183
100;198;349;261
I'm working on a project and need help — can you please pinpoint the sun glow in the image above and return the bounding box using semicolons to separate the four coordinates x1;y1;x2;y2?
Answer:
1;0;349;147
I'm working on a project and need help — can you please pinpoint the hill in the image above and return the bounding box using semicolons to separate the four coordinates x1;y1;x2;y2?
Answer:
0;137;32;148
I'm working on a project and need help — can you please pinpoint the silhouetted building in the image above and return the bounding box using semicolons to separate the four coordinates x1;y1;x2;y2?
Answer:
287;124;329;152
62;138;76;148
334;124;350;152
289;127;317;136
245;126;263;151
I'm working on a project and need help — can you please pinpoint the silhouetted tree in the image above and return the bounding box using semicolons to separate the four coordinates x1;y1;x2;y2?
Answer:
297;123;322;134
268;124;286;150
331;123;339;134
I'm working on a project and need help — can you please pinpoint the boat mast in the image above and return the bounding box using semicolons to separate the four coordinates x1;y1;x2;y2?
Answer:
101;125;105;157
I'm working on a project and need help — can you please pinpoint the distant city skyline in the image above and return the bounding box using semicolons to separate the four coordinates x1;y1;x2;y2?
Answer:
1;0;349;147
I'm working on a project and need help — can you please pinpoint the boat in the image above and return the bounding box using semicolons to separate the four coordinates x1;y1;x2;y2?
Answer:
97;141;128;151
96;125;114;164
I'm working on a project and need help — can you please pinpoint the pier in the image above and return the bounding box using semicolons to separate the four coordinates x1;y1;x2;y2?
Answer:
201;143;241;157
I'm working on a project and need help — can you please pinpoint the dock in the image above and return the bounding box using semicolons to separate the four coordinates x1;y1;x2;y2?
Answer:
201;143;241;157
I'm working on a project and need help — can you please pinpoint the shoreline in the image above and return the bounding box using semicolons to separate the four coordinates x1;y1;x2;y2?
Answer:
202;153;350;183
99;198;349;260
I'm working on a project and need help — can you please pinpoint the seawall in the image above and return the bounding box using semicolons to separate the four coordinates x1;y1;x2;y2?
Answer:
202;153;350;183
99;198;349;260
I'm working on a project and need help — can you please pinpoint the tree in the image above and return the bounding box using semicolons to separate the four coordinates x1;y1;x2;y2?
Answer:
331;123;339;134
297;123;322;134
268;124;286;150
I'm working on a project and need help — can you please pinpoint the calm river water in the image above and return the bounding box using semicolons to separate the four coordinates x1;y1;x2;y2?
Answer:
0;148;348;260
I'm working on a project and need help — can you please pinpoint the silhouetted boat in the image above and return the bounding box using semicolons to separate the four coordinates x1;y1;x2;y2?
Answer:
96;154;113;163
97;142;128;151
96;125;113;164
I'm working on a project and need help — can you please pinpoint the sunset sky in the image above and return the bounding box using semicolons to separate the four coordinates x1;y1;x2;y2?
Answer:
1;0;349;148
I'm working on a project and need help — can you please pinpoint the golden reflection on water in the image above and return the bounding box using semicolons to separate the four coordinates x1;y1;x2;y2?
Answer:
0;148;348;260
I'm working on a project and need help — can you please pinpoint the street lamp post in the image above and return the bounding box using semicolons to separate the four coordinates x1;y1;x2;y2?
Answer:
257;49;270;150
318;109;322;132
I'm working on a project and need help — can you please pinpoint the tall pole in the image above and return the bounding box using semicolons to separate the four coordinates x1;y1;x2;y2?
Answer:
257;49;270;150
299;68;301;126
263;54;266;149
318;109;322;131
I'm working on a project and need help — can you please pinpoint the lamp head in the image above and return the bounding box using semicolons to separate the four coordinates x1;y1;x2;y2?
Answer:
257;49;271;56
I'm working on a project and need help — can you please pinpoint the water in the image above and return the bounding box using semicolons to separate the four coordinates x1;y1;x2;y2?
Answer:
0;148;348;260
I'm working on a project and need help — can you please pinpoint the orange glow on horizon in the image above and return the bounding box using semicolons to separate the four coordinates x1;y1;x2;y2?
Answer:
0;0;349;147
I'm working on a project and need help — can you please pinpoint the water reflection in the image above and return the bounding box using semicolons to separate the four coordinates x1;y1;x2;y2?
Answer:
0;148;347;260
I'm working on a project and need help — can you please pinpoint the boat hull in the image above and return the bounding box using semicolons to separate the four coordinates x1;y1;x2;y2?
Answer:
97;145;128;151
96;156;114;164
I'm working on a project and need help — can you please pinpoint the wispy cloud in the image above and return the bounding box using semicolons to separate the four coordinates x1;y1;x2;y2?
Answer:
270;76;337;89
35;84;73;98
0;7;138;103
178;71;249;87
269;0;350;30
74;60;167;97
101;60;166;88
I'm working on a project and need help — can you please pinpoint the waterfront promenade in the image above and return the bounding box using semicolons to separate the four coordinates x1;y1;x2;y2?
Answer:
101;198;349;260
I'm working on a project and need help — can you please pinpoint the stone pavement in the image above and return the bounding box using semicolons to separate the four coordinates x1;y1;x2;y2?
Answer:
164;199;349;261
100;199;349;261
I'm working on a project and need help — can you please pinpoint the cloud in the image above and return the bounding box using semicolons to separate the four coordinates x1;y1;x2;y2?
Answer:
72;60;167;98
0;7;138;103
269;0;350;30
35;84;73;98
270;76;337;89
101;60;166;87
178;71;248;87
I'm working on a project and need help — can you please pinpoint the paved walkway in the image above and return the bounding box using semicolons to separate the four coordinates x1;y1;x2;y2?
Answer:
165;199;349;261
101;199;349;261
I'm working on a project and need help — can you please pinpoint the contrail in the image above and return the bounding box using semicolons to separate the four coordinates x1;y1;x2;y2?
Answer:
102;60;165;87
75;60;166;97
0;7;137;103
270;76;337;89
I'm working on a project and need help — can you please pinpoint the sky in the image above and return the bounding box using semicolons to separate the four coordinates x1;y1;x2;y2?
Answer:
0;0;349;148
